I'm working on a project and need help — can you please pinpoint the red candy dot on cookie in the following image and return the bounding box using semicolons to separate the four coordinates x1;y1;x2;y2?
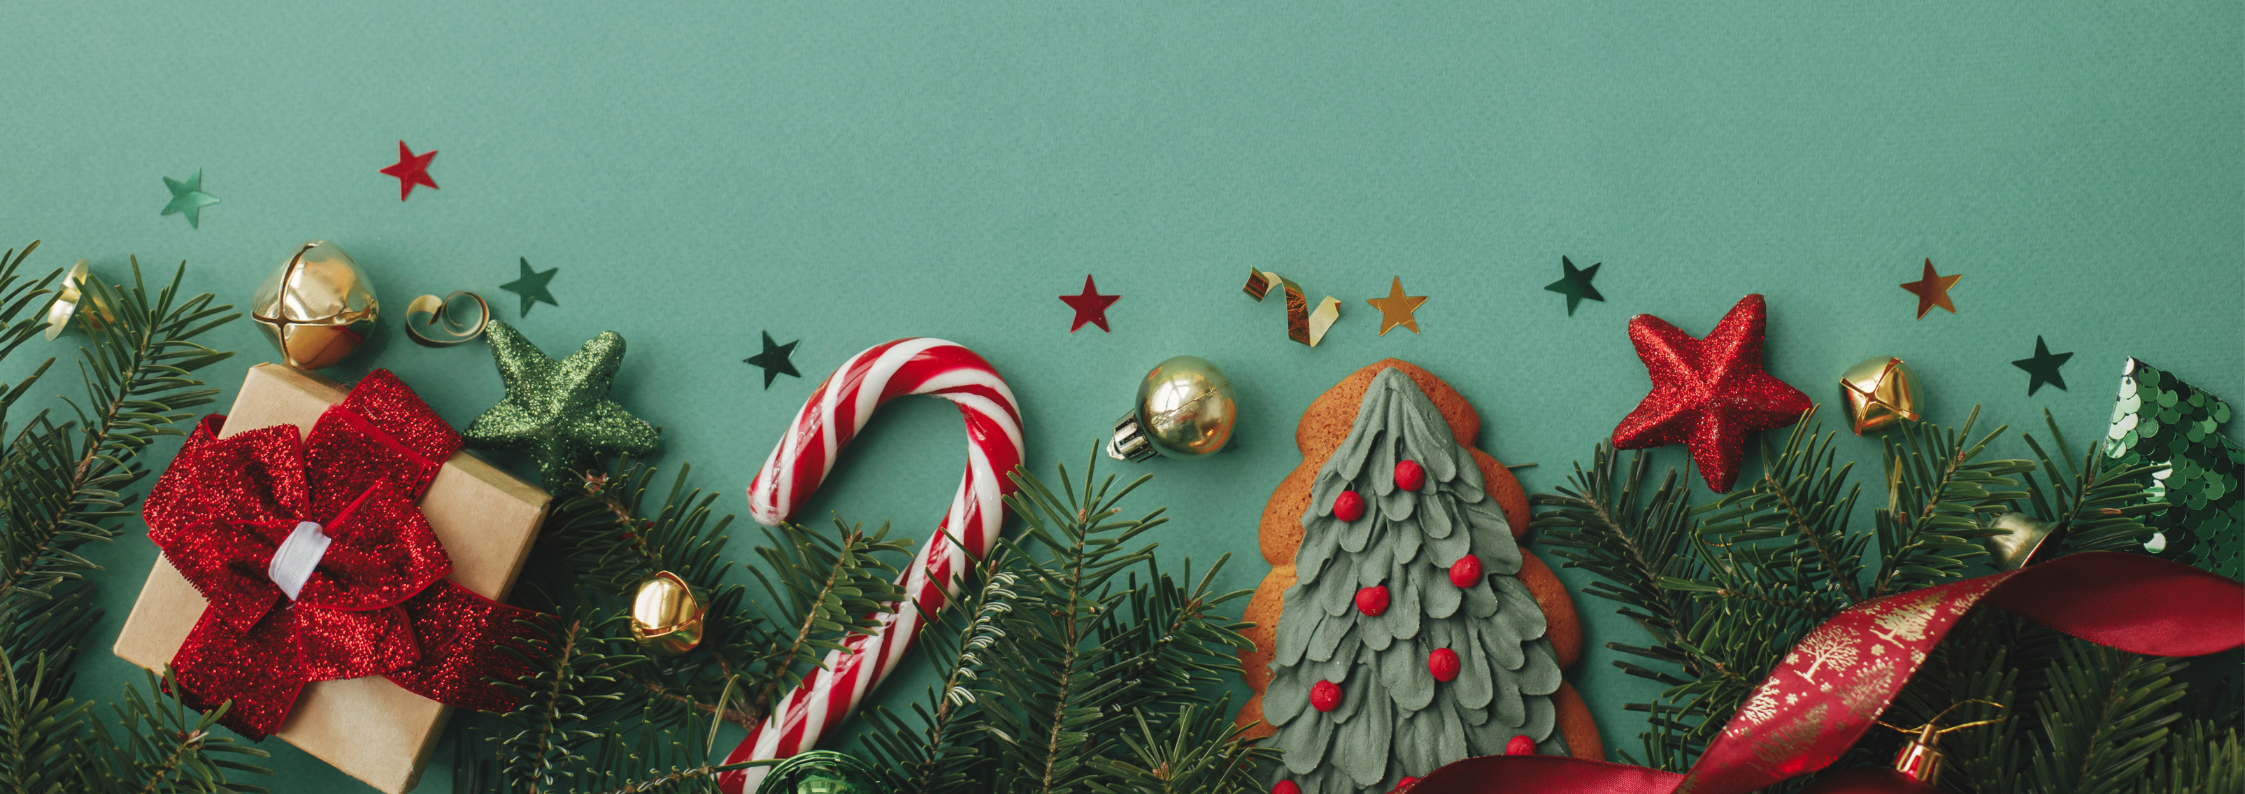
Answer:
1356;585;1391;616
1393;777;1420;792
1427;648;1460;682
1394;459;1425;491
1449;555;1483;588
1273;782;1301;794
1310;680;1343;712
1506;734;1538;756
1332;490;1366;522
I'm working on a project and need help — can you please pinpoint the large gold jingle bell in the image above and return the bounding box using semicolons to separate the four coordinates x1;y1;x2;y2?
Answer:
1839;356;1923;436
1106;355;1237;462
251;241;379;370
630;571;707;655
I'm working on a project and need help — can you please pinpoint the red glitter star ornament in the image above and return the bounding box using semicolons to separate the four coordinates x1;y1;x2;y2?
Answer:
1059;274;1119;333
379;141;439;201
1611;294;1811;493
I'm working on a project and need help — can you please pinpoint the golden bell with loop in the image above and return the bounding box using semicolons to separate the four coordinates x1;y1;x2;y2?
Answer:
251;241;380;370
630;571;706;656
1839;356;1923;436
1984;512;2060;571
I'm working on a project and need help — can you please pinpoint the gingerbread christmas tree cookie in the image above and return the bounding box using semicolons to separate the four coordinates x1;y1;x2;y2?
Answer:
1240;361;1598;793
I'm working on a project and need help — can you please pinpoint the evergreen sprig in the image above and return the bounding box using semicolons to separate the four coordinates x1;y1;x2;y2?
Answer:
0;244;255;792
1530;403;2238;788
858;448;1265;794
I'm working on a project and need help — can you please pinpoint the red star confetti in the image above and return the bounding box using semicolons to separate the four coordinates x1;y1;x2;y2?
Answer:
380;141;439;201
1611;294;1811;493
1060;275;1119;333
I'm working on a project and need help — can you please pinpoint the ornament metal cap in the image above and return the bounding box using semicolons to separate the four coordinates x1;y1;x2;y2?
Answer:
1985;512;2060;571
1106;355;1237;462
1839;356;1922;435
251;240;380;370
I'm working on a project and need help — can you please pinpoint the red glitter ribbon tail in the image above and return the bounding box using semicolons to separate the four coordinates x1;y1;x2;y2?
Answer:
384;581;545;713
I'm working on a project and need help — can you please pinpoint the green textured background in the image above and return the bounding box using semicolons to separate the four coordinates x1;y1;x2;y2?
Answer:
5;2;2240;791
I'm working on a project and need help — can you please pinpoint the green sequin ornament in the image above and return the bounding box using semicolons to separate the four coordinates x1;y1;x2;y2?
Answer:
463;320;660;486
752;750;883;794
2104;358;2244;579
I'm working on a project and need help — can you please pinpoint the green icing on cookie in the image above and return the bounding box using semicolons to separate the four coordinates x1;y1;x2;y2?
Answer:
1269;368;1568;793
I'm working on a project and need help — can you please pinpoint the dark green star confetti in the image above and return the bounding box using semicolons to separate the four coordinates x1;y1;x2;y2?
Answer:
1543;256;1603;316
500;257;560;316
2011;335;2074;396
160;169;221;229
744;331;801;389
463;320;659;485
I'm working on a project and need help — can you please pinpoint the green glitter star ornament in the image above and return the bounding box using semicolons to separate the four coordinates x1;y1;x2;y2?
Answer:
2011;335;2073;396
500;257;560;316
160;169;221;229
2103;358;2242;579
463;320;659;486
1543;256;1603;316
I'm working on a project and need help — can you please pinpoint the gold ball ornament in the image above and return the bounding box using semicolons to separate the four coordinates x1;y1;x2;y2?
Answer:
251;241;379;370
1838;356;1923;436
1106;355;1237;462
1983;511;2060;571
630;571;706;655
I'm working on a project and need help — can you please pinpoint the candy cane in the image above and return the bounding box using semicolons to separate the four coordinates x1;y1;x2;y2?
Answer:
718;338;1024;794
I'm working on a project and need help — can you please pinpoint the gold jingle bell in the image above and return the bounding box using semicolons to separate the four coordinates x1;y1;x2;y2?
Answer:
252;241;379;370
1984;511;2060;571
1107;355;1237;462
1839;356;1923;436
630;571;706;655
43;258;115;340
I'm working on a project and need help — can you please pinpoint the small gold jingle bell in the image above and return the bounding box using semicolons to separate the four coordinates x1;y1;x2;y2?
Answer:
1839;356;1923;436
1107;355;1237;462
630;571;706;655
43;258;115;340
252;241;379;370
1984;512;2060;571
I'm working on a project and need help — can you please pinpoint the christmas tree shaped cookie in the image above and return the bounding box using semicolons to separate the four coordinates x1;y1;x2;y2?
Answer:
1240;361;1597;793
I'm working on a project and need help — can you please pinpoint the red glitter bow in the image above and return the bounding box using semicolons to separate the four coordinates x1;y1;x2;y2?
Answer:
143;370;542;739
1410;552;2245;793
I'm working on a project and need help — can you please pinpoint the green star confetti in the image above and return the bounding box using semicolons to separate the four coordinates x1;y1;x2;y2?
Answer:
160;169;221;229
2104;358;2242;579
500;257;560;316
1543;256;1603;316
744;331;801;389
2011;335;2073;396
463;320;659;485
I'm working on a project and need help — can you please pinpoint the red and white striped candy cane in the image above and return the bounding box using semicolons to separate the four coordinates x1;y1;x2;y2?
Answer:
718;338;1024;794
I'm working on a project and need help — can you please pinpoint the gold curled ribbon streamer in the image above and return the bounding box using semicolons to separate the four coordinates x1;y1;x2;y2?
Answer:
404;291;491;347
1243;269;1340;346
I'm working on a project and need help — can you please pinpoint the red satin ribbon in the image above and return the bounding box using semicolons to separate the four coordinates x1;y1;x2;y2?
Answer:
142;370;541;739
1414;552;2245;794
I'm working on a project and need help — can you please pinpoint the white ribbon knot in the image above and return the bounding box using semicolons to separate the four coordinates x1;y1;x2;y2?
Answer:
267;520;332;601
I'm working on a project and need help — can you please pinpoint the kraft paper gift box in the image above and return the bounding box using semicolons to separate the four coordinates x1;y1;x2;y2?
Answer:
113;363;550;794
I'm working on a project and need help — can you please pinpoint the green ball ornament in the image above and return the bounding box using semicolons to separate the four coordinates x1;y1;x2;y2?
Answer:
752;750;883;794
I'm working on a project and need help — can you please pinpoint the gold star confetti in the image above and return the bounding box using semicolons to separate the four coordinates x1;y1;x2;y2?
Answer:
1365;277;1426;336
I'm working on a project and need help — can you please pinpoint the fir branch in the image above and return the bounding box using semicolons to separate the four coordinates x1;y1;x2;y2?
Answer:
1532;446;1703;647
1871;407;2032;598
1695;413;1867;607
2015;640;2188;794
738;518;910;719
81;669;270;794
491;614;639;794
1085;699;1273;794
862;559;1019;794
2017;409;2165;556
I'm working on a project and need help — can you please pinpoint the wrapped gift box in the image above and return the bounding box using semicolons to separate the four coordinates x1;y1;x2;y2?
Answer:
113;363;550;794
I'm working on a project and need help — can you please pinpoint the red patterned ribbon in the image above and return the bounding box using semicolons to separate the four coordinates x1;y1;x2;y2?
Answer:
142;369;543;739
1414;552;2245;794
